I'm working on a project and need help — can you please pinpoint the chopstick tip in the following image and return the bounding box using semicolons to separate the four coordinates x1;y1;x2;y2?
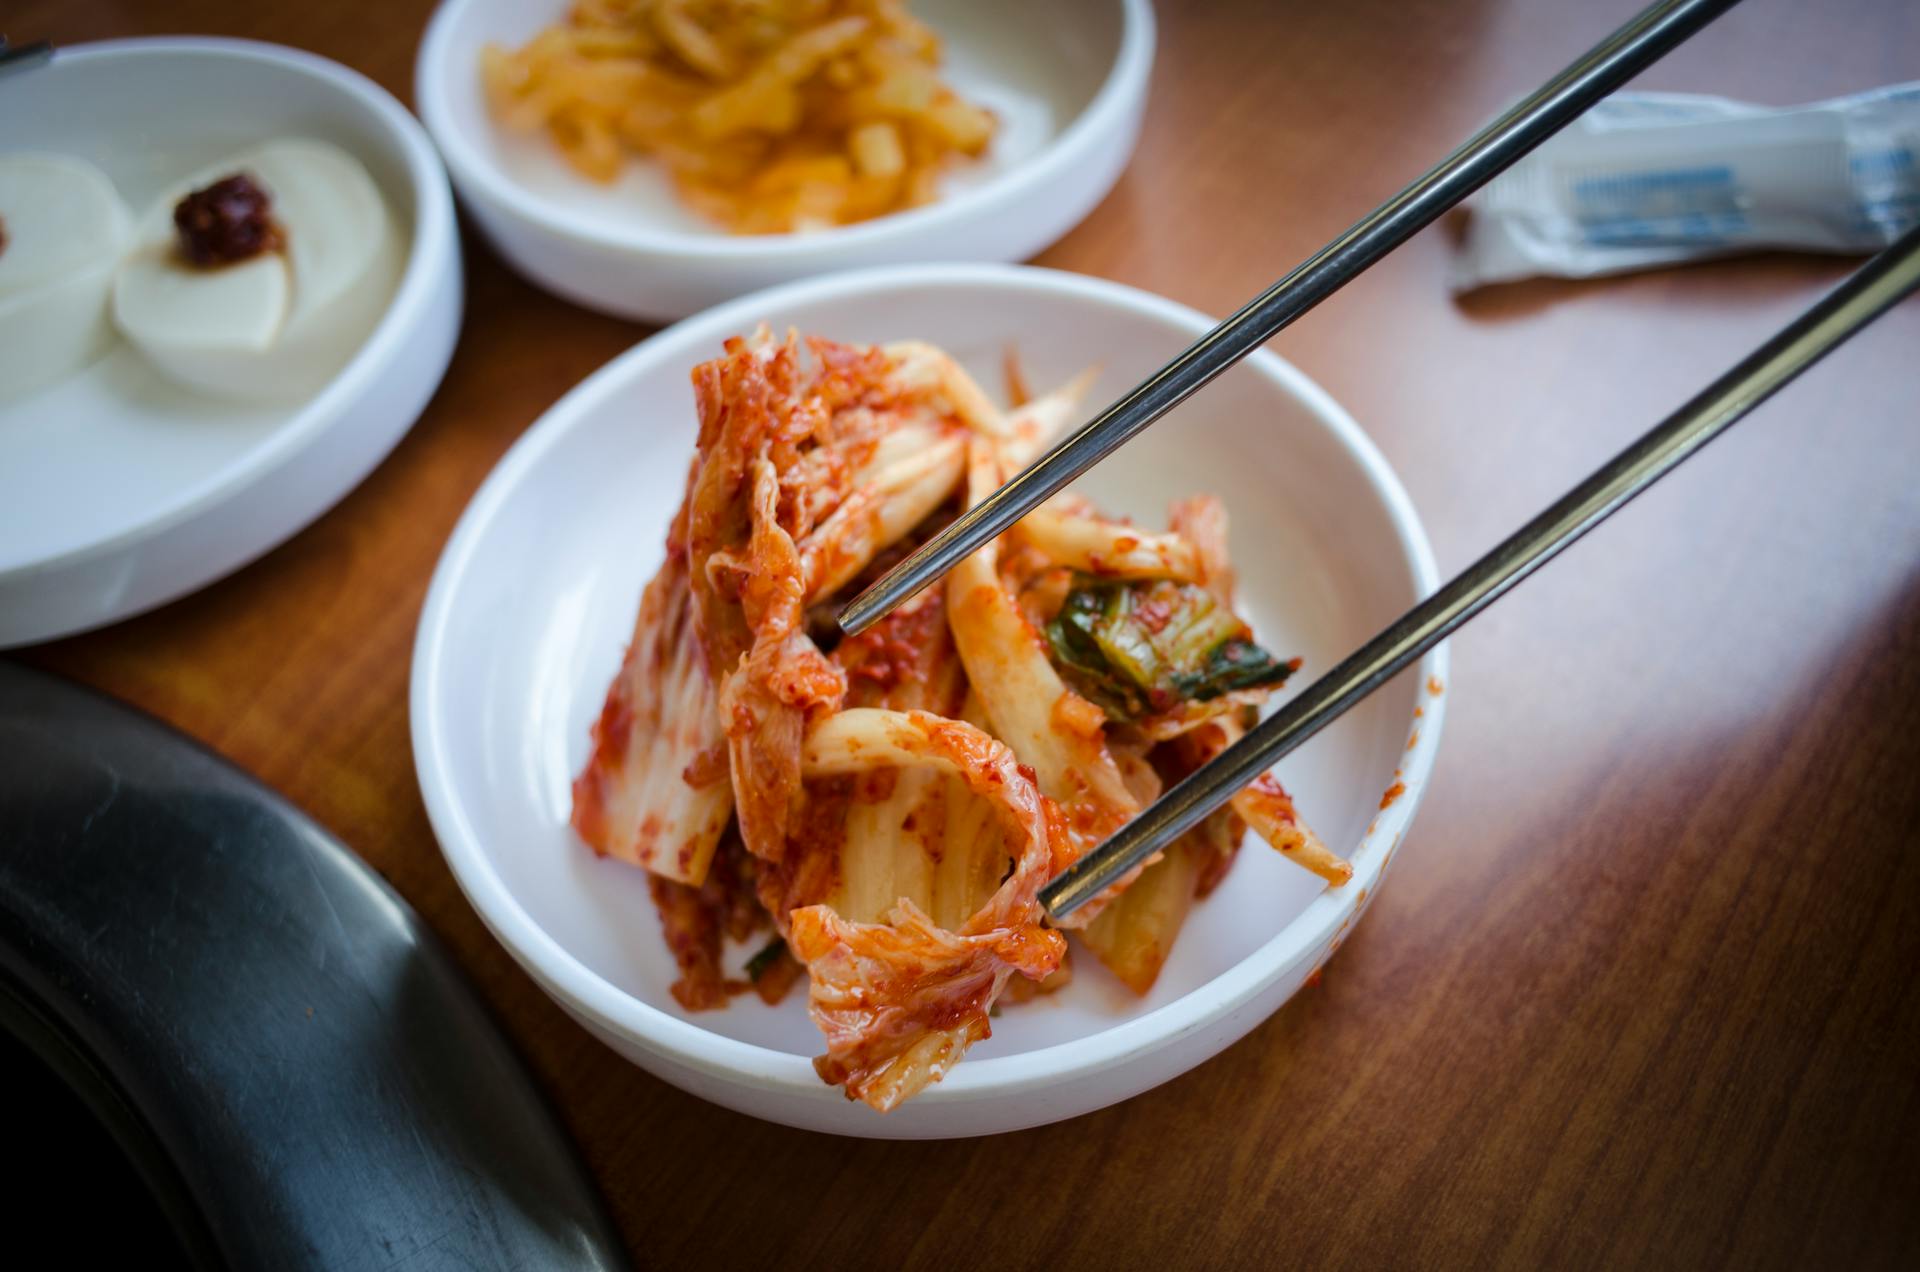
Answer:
834;587;885;638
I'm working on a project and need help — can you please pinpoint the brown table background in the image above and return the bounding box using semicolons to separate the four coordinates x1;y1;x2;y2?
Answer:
15;0;1920;1266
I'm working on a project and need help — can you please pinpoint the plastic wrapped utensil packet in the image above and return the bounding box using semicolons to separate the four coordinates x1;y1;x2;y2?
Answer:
1454;82;1920;290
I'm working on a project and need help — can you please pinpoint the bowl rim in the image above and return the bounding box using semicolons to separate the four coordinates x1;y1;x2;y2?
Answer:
410;261;1449;1107
414;0;1156;259
0;36;458;583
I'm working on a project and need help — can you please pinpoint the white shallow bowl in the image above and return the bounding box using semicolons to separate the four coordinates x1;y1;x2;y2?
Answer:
415;0;1153;322
0;38;461;649
412;263;1447;1139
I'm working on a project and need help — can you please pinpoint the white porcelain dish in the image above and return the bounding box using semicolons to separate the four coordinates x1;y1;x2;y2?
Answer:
414;0;1153;322
411;263;1447;1139
0;39;461;649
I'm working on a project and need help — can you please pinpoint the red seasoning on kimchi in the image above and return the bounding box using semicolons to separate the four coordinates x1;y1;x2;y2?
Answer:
573;330;1345;1112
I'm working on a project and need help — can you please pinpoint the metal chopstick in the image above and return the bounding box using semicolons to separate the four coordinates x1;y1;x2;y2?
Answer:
838;0;1742;637
0;38;54;77
1041;225;1920;920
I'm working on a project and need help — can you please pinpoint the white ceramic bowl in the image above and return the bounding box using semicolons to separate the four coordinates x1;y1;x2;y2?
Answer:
415;0;1153;322
412;263;1447;1138
0;38;461;649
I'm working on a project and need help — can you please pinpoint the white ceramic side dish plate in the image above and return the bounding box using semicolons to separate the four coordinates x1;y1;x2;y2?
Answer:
0;39;461;648
416;0;1154;321
411;263;1447;1138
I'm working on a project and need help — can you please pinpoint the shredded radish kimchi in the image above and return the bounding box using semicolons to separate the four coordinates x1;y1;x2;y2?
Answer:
572;329;1344;1112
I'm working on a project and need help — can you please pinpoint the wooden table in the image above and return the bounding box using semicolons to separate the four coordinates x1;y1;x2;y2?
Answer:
17;0;1920;1265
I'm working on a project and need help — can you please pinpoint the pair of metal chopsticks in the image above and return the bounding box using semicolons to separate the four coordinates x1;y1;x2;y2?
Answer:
0;36;55;77
836;0;1920;920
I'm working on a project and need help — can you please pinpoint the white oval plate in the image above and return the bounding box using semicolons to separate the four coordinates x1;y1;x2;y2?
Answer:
0;39;462;649
416;0;1154;321
412;263;1447;1138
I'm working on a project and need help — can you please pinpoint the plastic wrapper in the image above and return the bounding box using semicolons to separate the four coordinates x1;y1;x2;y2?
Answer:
1454;82;1920;290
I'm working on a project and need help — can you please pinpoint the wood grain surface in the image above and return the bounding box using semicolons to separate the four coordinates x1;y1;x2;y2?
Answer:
13;0;1920;1266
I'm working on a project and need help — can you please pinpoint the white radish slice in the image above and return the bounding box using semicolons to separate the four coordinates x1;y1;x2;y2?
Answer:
111;138;399;402
0;153;132;404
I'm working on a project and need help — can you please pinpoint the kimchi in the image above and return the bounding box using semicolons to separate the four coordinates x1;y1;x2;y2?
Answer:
573;330;1346;1112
